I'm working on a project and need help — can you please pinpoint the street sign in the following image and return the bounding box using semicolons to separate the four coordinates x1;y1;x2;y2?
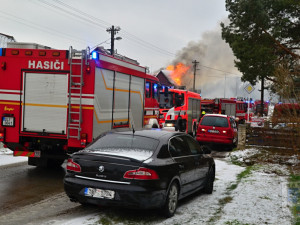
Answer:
244;83;255;94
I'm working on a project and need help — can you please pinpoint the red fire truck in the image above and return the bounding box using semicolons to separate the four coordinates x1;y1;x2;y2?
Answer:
159;88;201;136
201;98;248;123
253;100;269;116
0;43;159;167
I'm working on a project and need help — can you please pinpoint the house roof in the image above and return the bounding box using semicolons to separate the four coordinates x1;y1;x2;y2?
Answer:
155;70;177;88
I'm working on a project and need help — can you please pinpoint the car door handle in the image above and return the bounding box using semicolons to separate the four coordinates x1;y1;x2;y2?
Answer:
179;164;185;170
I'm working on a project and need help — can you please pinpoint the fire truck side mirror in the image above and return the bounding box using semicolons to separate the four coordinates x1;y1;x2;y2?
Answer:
175;94;183;107
164;87;169;97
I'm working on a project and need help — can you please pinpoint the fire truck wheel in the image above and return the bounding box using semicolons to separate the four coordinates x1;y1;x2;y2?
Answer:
192;124;197;137
152;123;159;128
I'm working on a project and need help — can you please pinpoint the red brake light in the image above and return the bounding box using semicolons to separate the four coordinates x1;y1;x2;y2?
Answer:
0;127;4;141
1;62;6;70
66;159;81;172
24;142;30;148
124;167;159;180
86;65;91;73
80;133;87;147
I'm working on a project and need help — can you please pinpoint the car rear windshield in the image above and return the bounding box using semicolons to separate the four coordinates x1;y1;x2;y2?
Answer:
201;116;229;127
86;134;160;160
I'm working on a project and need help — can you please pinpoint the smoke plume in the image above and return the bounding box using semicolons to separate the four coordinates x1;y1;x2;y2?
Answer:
165;22;244;98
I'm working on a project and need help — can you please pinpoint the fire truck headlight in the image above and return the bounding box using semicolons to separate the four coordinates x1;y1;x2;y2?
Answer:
165;123;174;127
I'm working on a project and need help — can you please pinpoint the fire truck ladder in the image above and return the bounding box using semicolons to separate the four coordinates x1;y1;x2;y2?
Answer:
67;46;90;140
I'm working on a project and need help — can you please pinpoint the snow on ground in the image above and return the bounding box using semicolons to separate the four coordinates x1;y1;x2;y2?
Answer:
44;158;293;225
0;146;27;166
217;169;291;224
0;146;294;224
229;147;260;164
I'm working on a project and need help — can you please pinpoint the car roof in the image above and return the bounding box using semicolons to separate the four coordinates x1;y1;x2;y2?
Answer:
103;128;180;141
204;114;229;118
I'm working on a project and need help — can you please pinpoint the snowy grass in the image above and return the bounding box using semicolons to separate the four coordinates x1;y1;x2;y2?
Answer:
289;175;300;224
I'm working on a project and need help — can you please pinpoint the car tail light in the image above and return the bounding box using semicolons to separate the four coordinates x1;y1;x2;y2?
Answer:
80;133;87;147
66;158;81;172
123;167;159;180
0;127;5;141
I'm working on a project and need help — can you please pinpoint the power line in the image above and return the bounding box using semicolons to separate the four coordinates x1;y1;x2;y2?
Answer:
199;64;241;77
0;10;88;45
38;0;176;57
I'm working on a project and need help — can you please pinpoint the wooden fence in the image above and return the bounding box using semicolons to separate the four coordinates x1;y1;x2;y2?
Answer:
246;126;300;150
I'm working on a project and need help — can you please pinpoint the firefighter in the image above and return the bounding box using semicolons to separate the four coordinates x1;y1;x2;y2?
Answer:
199;110;206;122
201;110;206;118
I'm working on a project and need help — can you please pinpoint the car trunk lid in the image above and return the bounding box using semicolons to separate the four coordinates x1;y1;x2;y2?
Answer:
72;150;151;183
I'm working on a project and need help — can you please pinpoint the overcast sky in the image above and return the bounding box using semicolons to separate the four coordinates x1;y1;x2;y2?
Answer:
0;0;273;100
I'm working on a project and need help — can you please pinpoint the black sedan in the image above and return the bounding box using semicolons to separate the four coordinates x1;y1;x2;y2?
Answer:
64;128;215;217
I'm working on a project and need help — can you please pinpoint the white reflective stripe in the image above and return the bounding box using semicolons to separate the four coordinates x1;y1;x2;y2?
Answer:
99;54;145;73
75;175;130;185
0;89;22;94
70;97;94;105
236;113;245;116
0;93;21;101
144;107;159;110
69;93;95;98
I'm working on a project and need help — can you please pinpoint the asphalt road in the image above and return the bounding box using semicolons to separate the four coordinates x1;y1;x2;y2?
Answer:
0;161;81;225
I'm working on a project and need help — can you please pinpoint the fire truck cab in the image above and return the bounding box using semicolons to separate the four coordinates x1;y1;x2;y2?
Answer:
214;98;247;123
0;43;159;167
159;88;201;136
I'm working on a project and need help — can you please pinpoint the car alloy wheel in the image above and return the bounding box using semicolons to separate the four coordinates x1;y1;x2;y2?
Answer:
163;182;178;217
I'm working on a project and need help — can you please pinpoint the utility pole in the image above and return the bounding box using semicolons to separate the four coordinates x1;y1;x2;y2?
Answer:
192;60;199;92
224;74;227;98
106;25;121;55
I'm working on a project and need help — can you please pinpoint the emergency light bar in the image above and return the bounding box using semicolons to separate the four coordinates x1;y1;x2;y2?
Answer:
91;51;98;59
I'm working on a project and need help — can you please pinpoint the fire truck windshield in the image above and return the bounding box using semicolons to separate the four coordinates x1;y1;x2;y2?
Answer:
159;92;185;109
159;92;174;109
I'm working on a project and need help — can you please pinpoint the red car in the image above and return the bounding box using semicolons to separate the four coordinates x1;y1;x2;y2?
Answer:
196;114;238;148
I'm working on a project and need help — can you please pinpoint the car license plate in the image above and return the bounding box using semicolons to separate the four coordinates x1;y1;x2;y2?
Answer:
84;187;115;199
2;116;15;127
34;150;41;158
208;129;219;133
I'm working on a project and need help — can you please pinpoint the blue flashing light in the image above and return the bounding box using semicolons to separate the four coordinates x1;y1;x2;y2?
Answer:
92;51;98;59
0;48;2;57
153;84;158;89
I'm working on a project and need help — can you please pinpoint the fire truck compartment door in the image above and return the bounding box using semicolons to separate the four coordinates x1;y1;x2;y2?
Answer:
22;73;68;134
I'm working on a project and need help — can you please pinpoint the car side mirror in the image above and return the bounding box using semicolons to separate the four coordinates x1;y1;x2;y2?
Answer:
202;145;211;154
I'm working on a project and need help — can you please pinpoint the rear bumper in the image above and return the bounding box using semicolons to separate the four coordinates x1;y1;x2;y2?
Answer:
196;134;233;145
64;176;166;209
